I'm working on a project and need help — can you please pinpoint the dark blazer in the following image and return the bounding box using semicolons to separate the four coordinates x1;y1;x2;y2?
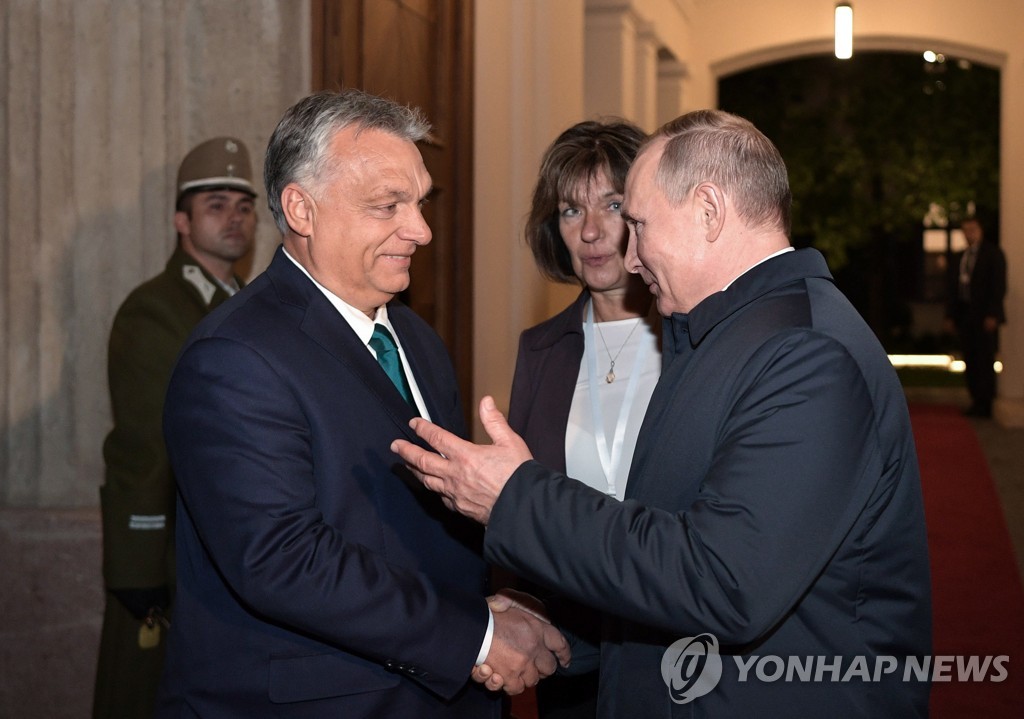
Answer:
947;240;1007;326
157;247;500;718
508;290;589;473
486;249;932;717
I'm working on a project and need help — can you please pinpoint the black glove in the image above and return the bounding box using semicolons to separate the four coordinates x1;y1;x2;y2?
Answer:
110;586;170;621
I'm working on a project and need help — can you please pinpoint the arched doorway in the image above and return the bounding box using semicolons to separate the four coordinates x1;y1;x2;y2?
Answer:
718;50;1000;371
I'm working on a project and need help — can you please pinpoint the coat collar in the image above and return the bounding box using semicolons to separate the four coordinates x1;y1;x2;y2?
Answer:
524;289;589;350
167;246;242;308
666;248;834;352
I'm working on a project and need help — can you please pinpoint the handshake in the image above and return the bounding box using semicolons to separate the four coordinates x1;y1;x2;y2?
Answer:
474;589;572;695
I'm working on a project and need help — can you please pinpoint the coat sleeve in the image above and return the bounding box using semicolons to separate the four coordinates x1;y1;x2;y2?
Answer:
100;292;187;589
485;331;885;646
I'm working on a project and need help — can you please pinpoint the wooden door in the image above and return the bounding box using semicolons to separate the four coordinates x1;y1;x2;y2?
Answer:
311;0;475;419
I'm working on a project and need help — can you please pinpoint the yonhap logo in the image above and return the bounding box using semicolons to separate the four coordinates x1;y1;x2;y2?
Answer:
660;631;1010;705
660;633;723;703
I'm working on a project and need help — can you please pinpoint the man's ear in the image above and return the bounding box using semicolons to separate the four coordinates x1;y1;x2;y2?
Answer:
173;210;191;238
694;182;725;243
281;183;314;237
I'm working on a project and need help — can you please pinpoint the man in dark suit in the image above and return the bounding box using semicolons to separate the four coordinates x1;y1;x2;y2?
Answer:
95;137;258;719
946;215;1007;418
156;90;568;718
395;110;931;717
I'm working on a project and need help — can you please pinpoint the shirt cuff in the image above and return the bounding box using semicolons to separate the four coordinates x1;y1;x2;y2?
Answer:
475;606;495;666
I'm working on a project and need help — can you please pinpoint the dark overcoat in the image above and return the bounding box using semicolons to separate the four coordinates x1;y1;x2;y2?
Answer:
487;249;932;718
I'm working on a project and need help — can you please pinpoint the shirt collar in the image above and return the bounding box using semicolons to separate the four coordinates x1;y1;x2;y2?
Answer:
670;247;833;351
722;246;795;291
281;247;391;345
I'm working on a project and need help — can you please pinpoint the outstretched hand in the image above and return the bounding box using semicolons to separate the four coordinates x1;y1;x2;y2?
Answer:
391;396;533;525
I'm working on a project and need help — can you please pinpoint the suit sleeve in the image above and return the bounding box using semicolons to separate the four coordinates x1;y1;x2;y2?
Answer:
985;247;1008;322
100;293;184;589
164;335;487;698
485;331;883;646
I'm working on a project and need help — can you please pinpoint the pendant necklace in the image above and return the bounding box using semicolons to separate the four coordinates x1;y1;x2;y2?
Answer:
583;300;652;497
595;315;643;383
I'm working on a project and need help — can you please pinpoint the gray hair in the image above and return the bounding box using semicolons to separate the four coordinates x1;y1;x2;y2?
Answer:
264;89;432;234
648;109;791;235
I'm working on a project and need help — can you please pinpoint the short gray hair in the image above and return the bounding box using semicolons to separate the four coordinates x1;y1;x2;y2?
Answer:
648;109;791;235
264;89;431;234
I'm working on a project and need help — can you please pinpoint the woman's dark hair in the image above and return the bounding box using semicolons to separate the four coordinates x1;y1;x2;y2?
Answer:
525;120;646;283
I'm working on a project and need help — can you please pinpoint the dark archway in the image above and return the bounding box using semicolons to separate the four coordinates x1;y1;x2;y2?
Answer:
719;51;999;354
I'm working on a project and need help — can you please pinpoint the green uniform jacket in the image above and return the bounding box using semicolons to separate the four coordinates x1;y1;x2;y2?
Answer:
95;246;243;718
101;247;240;590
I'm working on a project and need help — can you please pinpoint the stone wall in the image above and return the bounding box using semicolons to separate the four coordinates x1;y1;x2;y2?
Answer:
1;0;309;509
0;2;309;715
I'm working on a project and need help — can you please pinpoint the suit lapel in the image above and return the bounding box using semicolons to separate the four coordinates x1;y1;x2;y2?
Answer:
266;249;423;441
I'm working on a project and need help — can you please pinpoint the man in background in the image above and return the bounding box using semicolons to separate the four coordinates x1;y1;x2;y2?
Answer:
94;137;258;718
946;214;1007;418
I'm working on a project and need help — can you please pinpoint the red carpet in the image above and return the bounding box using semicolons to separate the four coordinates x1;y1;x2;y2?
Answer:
910;403;1024;716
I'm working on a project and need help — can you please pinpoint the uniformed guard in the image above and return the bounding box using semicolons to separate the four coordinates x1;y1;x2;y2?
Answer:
93;138;258;719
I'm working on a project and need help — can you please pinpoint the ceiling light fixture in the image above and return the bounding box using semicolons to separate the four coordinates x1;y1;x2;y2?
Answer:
835;3;853;60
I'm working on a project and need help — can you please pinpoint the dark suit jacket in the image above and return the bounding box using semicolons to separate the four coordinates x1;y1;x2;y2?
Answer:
947;240;1007;327
157;247;500;718
486;249;932;717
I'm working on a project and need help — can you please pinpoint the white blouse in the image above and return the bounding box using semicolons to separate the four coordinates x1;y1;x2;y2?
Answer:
565;308;661;499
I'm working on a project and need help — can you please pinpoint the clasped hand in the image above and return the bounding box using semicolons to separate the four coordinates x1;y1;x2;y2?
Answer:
474;589;571;694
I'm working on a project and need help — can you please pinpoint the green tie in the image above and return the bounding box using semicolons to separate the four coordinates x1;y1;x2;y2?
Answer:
369;324;417;410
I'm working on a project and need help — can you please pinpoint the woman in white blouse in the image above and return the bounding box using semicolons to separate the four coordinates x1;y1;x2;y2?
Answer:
507;120;661;719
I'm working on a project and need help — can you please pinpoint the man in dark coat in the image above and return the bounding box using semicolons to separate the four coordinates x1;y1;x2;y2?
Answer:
395;109;932;717
946;215;1007;418
94;137;258;718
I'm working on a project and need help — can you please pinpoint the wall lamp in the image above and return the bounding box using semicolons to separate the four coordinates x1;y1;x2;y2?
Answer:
835;3;853;59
